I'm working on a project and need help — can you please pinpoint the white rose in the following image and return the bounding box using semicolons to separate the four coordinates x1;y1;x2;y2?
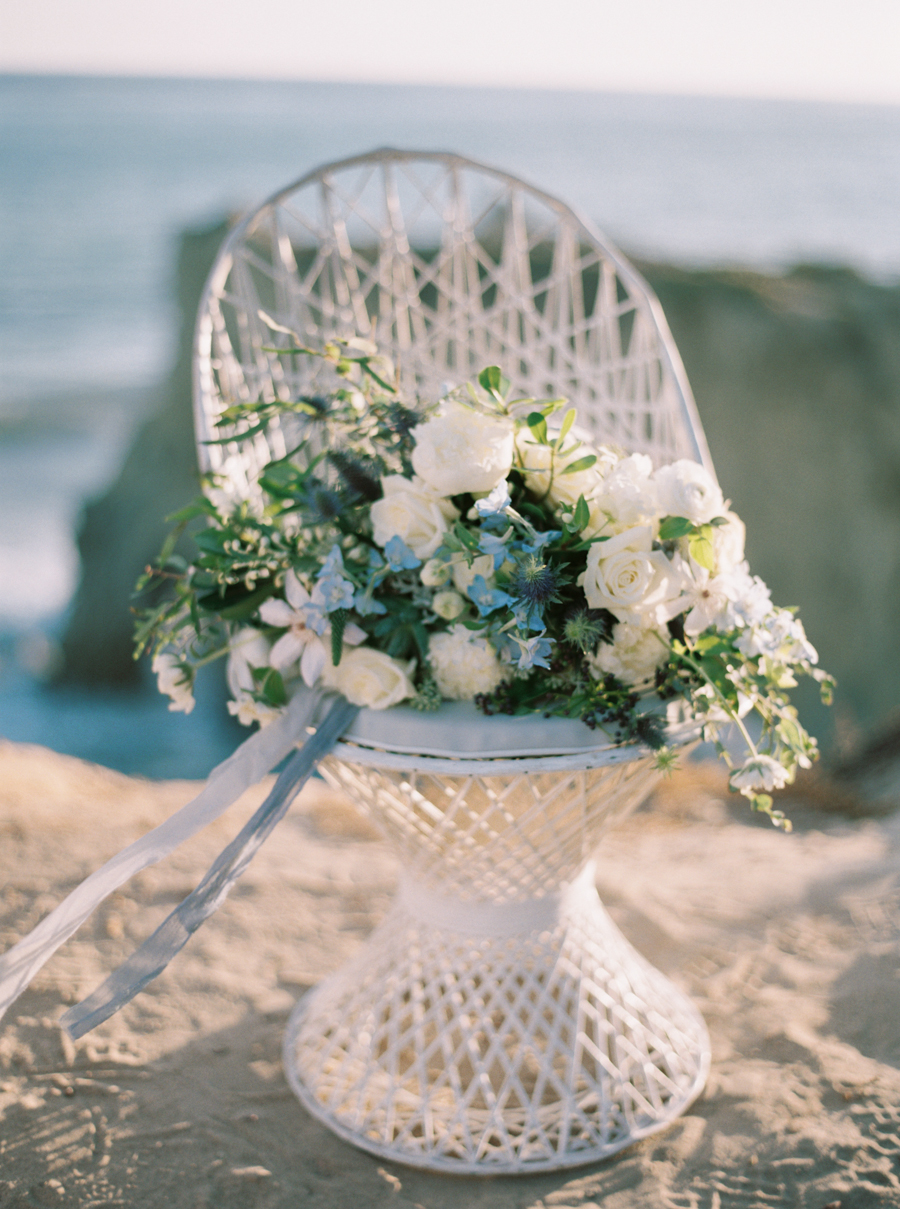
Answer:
412;402;514;496
584;453;658;536
587;622;669;687
579;526;686;625
654;460;725;525
451;553;495;595
152;652;195;714
515;432;606;508
730;754;790;795
370;475;458;559
320;646;416;710
432;589;468;620
428;625;505;699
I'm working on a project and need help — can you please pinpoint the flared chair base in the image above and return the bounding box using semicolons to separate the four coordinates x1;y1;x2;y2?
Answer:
283;862;709;1174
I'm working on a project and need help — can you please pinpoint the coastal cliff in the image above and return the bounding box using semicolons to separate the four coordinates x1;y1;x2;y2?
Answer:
59;229;900;752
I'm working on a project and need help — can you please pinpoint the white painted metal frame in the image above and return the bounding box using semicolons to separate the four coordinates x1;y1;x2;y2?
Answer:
194;149;712;1174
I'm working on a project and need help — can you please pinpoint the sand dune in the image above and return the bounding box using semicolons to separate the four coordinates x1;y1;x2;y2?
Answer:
1;741;899;1208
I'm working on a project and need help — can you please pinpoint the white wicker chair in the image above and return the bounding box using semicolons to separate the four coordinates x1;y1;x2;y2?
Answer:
194;149;712;1174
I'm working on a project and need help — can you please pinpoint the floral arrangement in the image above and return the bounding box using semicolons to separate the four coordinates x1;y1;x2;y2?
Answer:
137;335;833;830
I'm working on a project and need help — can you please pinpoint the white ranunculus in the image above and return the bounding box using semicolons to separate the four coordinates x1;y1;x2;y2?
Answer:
432;589;468;620
411;403;514;496
370;475;458;560
712;509;746;573
451;553;495;595
152;652;195;714
583;453;658;536
428;625;505;700
579;526;686;625
730;754;790;794
515;432;607;508
420;557;452;587
654;460;725;525
320;647;416;710
587;622;669;687
226;627;281;727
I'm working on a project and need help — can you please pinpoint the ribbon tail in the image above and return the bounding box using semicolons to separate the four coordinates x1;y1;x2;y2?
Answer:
60;695;359;1039
0;688;325;1028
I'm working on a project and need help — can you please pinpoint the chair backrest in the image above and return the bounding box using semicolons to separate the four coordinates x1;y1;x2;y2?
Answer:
194;148;713;501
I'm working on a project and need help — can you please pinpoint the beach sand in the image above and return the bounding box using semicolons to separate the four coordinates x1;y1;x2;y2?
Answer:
1;740;899;1208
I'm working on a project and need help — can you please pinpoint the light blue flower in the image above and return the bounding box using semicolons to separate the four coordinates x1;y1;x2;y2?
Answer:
384;535;422;572
354;590;387;616
466;574;514;618
511;598;546;633
512;632;554;671
479;529;512;569
474;481;512;518
314;545;356;614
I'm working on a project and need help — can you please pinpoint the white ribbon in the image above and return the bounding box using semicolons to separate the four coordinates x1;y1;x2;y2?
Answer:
0;689;325;1027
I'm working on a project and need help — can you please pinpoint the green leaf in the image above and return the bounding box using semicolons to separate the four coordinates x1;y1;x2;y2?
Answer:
658;515;694;540
554;407;576;449
478;366;509;400
559;453;597;475
688;525;716;572
330;608;347;666
572;493;591;531
526;412;548;444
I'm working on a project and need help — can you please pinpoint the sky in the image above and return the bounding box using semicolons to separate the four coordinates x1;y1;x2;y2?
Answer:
2;0;899;105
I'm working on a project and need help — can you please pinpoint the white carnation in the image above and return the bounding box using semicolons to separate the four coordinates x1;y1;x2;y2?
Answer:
654;459;725;525
587;623;669;687
412;402;514;496
370;475;457;559
428;625;505;699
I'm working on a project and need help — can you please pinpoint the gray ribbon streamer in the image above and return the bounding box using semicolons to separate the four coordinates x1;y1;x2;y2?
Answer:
60;694;359;1039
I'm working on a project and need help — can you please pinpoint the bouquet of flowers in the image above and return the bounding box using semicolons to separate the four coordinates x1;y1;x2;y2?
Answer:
137;335;833;831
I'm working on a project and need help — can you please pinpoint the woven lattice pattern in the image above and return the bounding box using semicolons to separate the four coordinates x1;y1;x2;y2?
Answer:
320;753;660;902
284;878;708;1173
195;149;712;503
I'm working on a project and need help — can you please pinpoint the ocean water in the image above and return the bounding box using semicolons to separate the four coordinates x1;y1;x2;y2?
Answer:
1;74;898;772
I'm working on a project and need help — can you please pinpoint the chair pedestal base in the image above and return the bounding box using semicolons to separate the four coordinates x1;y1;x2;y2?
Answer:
283;862;710;1174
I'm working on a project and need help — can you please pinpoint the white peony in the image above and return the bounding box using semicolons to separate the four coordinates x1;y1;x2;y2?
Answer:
583;453;658;536
515;432;608;508
152;652;195;714
587;622;669;686
411;402;514;496
654;459;725;525
428;625;505;699
320;646;416;710
579;526;686;625
226;628;281;727
370;475;458;560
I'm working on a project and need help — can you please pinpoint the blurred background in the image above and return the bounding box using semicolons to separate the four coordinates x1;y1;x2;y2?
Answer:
1;0;898;785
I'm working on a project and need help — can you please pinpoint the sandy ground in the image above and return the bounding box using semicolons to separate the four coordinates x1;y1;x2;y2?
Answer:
1;739;899;1209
